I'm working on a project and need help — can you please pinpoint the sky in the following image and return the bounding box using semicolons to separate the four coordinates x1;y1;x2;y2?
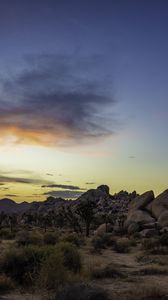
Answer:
0;0;168;201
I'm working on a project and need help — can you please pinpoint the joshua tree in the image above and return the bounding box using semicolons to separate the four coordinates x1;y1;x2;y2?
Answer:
76;199;97;237
8;214;18;232
61;205;82;233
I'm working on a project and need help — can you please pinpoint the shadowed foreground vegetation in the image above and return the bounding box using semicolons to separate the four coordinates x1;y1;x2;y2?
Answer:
0;227;168;299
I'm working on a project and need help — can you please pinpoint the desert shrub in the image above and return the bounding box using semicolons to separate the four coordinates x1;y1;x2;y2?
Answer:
38;249;71;291
28;231;43;245
142;238;168;255
0;228;16;239
113;237;131;253
44;232;59;245
136;254;154;264
124;285;166;300
58;242;82;273
142;238;159;250
137;266;168;276
16;230;43;246
91;265;125;279
0;245;53;285
0;275;14;293
91;236;106;251
16;230;30;246
61;233;84;247
50;284;110;300
159;233;168;246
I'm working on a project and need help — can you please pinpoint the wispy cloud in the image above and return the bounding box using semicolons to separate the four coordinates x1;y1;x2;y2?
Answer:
0;54;117;147
85;182;96;185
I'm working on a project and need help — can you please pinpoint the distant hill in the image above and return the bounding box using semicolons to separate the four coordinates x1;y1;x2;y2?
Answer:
0;196;66;214
0;198;32;214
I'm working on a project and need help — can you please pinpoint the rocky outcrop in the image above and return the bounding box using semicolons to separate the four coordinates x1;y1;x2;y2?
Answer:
128;191;154;211
158;211;168;228
125;189;168;235
124;191;156;235
152;189;168;219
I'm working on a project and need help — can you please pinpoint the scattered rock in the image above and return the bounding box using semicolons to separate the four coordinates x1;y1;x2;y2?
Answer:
160;227;168;234
139;228;159;238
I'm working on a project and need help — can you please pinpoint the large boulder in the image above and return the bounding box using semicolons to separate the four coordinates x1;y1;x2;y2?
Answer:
128;191;154;211
97;185;110;195
125;210;155;229
128;222;141;235
78;185;110;204
95;223;113;236
152;189;168;219
158;211;168;228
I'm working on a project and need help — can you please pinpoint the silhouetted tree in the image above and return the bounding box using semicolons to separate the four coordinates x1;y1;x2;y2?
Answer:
76;199;97;236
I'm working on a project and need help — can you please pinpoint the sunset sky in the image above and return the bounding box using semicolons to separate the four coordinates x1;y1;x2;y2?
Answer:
0;0;168;201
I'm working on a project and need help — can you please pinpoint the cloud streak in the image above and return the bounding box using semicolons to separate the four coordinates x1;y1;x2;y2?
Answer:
0;54;116;147
0;175;53;185
41;184;84;190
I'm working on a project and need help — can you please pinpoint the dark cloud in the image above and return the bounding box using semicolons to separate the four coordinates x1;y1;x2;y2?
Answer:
0;54;117;146
46;173;54;176
85;182;96;185
5;194;17;197
41;184;84;190
0;175;53;185
43;190;83;199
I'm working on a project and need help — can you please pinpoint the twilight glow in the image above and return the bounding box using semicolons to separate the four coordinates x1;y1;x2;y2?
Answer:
0;0;168;201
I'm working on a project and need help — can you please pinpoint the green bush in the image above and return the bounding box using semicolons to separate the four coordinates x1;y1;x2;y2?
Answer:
58;242;82;273
43;232;59;245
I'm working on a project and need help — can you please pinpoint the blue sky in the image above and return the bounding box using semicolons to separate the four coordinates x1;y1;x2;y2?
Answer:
0;0;168;200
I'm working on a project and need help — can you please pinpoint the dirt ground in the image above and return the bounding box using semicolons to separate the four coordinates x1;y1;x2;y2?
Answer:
1;240;168;299
81;242;168;299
